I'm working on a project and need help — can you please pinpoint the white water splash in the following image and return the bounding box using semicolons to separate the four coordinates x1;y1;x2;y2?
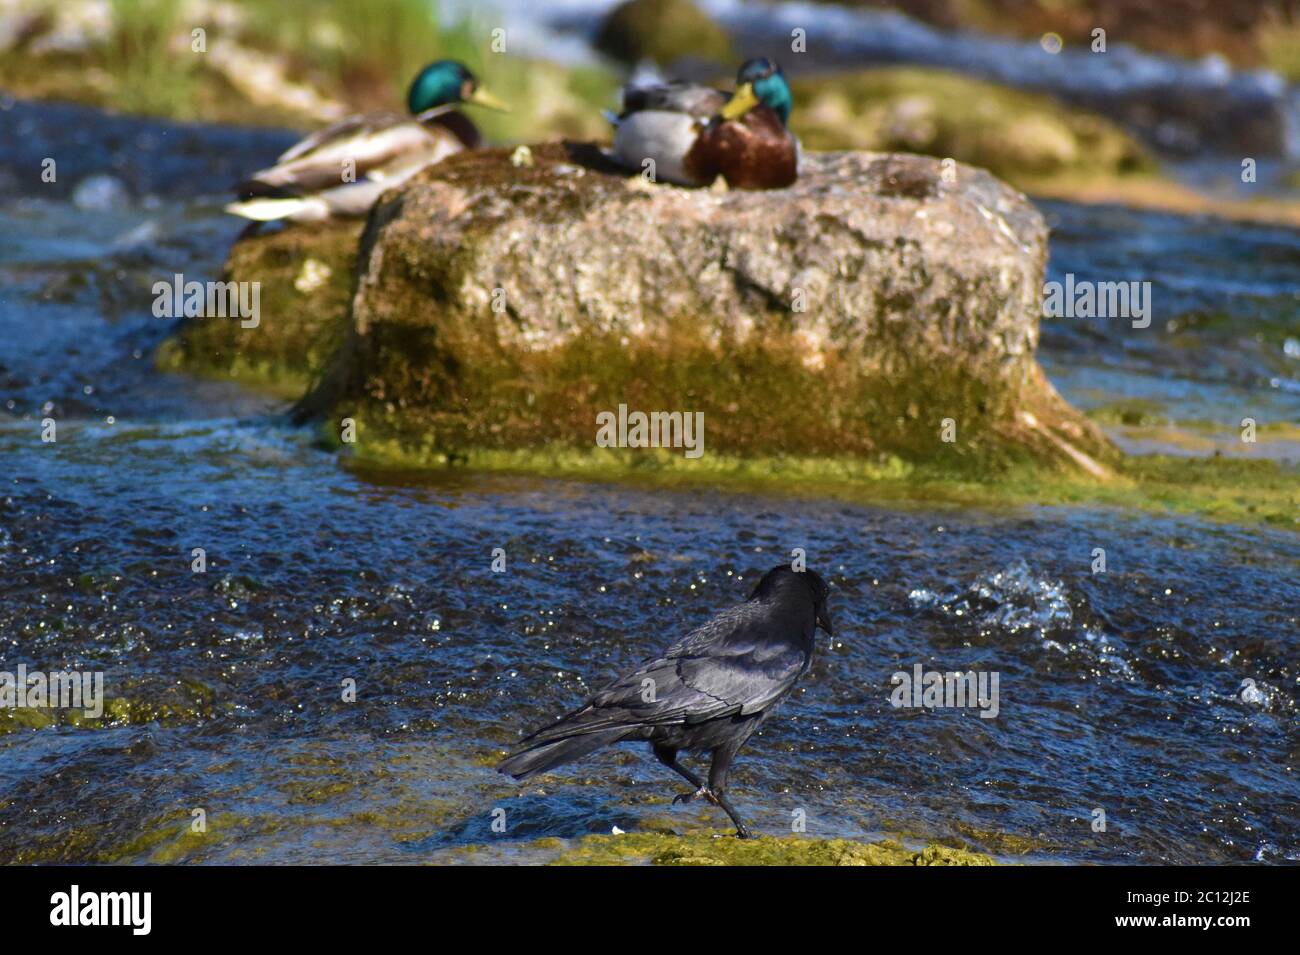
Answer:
910;558;1072;635
911;559;1136;679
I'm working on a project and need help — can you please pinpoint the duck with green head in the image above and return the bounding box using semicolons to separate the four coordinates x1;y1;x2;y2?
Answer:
226;60;509;223
610;57;798;189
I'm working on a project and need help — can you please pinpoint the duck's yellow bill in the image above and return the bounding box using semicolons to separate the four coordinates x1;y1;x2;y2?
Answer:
720;83;759;121
467;87;511;112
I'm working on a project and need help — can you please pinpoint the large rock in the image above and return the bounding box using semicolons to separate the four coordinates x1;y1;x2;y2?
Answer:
291;143;1113;474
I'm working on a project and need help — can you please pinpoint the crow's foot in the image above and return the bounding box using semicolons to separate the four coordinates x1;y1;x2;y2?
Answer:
672;786;752;839
672;786;721;806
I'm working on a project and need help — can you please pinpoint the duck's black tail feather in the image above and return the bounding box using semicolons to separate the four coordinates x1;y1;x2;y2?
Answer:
497;727;631;781
234;178;300;201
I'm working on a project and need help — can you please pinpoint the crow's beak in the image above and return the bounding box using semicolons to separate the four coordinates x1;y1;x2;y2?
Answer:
816;607;833;636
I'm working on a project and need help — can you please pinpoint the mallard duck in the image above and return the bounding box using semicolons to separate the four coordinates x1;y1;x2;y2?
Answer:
610;57;798;190
226;60;509;223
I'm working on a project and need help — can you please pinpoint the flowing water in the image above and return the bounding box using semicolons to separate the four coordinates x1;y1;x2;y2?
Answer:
0;107;1296;865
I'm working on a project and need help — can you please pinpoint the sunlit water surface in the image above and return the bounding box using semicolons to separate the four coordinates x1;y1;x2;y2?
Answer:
0;134;1296;865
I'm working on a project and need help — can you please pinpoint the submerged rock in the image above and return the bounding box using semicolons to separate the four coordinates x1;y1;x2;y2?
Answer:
70;173;131;211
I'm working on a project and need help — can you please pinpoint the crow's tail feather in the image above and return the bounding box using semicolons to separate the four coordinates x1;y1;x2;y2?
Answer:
497;726;630;781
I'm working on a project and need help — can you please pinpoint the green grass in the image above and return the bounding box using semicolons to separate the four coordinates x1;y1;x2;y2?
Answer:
1260;20;1300;82
233;0;450;89
103;0;203;117
2;0;620;138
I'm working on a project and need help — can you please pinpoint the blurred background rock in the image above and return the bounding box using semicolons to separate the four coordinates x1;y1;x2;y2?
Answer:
2;0;1298;212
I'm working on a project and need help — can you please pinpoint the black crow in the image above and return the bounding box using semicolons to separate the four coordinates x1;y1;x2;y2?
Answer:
498;565;833;838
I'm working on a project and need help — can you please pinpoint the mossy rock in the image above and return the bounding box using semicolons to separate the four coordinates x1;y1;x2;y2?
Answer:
0;676;219;735
594;0;735;68
790;68;1155;186
543;829;998;865
290;143;1114;477
156;219;364;395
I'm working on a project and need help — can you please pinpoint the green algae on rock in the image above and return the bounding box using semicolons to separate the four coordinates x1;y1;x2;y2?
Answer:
542;829;997;866
156;220;364;396
0;678;221;735
286;143;1114;477
340;443;1297;530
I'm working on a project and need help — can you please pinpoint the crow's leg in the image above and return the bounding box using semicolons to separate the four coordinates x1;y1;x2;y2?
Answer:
709;792;751;839
707;738;754;839
654;745;707;804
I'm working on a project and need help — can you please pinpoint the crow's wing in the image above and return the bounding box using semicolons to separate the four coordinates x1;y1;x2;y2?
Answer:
675;639;808;720
520;600;809;744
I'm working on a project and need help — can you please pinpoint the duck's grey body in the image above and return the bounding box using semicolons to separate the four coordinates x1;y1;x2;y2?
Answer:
227;110;477;222
610;82;727;187
608;78;801;189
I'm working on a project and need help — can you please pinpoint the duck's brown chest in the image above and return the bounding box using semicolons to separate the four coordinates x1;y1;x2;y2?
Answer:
685;106;798;190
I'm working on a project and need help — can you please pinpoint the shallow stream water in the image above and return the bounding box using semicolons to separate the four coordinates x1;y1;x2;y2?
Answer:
0;109;1295;865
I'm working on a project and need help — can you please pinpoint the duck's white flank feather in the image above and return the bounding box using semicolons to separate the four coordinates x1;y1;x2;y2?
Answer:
612;111;708;187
